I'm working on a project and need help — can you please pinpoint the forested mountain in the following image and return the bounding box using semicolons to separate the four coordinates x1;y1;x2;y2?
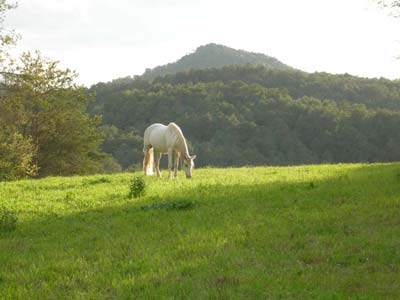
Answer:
89;64;400;171
141;43;292;80
154;66;400;110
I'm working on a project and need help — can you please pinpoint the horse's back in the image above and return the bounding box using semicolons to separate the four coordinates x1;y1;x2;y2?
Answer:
144;123;169;151
144;123;165;135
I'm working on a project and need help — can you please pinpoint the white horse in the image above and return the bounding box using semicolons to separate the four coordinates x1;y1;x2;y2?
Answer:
143;123;196;179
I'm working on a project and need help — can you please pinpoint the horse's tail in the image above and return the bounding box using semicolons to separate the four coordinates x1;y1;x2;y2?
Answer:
143;147;154;176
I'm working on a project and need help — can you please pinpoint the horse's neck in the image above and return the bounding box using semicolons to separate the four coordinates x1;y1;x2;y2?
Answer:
176;134;189;157
172;126;189;157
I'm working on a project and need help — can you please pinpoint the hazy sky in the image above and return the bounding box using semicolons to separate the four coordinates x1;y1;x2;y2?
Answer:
5;0;400;86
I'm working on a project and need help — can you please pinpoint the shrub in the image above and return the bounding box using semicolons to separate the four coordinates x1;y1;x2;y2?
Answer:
129;176;146;198
0;132;37;181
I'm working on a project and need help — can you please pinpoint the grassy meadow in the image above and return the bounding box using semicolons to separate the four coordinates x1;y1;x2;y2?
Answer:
0;163;399;299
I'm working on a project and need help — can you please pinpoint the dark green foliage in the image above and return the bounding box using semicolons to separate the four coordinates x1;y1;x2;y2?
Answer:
153;66;400;111
99;125;142;169
129;176;146;198
154;65;400;110
0;207;17;233
140;199;196;211
90;65;400;168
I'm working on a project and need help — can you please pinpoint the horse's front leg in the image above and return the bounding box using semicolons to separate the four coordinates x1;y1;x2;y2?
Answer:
155;151;162;178
168;149;173;179
174;151;180;178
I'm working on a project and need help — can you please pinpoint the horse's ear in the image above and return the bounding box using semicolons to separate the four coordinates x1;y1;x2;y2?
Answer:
191;155;197;160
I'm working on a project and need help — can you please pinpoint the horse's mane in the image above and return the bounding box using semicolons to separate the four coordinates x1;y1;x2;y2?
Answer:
168;122;190;158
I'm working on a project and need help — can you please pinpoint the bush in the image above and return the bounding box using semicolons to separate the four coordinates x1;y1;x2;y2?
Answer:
0;132;37;181
0;207;18;233
129;176;146;198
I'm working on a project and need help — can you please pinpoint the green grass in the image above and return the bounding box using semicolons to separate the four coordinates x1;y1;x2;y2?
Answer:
0;163;399;299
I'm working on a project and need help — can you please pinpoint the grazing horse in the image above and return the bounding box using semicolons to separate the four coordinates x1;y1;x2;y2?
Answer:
143;123;196;179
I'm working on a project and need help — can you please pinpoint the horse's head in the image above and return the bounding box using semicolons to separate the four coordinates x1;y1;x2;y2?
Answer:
183;155;196;179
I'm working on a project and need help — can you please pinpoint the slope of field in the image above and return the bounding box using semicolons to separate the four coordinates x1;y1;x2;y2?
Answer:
1;163;399;299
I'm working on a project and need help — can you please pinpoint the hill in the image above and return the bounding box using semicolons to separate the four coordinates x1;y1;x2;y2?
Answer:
1;163;399;299
141;43;292;80
89;64;400;170
152;65;400;111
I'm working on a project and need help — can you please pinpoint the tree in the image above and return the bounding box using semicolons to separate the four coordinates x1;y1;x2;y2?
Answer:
0;1;36;179
0;1;18;65
3;52;104;176
0;2;109;179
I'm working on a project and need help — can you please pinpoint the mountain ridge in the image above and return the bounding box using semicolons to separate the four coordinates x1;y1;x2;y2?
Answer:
141;43;292;80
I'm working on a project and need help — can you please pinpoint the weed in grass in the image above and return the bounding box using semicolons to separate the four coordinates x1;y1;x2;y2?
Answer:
140;199;196;211
0;207;18;234
64;191;75;202
83;177;111;185
129;175;146;198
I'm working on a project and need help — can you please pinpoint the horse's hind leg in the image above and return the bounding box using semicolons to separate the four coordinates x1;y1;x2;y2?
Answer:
143;145;148;175
143;145;153;176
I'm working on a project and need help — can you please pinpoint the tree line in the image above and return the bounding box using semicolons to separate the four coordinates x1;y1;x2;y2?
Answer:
89;66;400;170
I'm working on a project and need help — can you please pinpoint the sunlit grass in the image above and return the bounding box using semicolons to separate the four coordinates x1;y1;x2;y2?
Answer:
0;163;399;299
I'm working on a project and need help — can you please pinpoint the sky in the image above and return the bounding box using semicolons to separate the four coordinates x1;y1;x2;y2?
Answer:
4;0;400;86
